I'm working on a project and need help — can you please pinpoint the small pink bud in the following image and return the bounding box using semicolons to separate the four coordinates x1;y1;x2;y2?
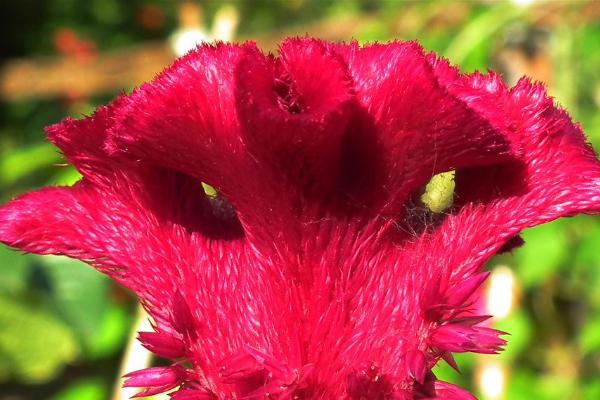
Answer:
445;272;490;308
172;291;197;339
138;331;186;359
450;314;492;327
430;323;507;354
124;366;184;398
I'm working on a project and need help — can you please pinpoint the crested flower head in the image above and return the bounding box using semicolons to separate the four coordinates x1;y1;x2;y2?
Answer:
2;39;600;399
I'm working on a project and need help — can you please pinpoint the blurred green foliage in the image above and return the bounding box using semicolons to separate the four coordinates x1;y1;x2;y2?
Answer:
0;1;599;399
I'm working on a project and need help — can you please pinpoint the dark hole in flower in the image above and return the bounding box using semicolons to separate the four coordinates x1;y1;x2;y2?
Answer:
148;169;244;241
398;193;448;241
202;194;244;239
452;161;529;207
394;172;455;242
195;189;244;241
393;161;529;243
273;76;302;114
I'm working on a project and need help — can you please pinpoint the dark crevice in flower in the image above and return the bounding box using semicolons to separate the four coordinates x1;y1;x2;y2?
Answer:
453;161;530;207
389;189;449;245
201;194;244;240
146;168;244;241
389;159;529;244
274;76;303;114
336;107;385;212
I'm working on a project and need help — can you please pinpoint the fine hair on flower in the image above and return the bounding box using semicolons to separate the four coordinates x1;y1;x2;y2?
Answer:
2;38;600;399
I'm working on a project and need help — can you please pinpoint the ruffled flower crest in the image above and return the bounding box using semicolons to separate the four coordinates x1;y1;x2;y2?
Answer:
1;39;600;399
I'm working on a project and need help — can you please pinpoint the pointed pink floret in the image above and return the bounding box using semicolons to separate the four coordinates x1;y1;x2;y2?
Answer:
2;38;600;399
124;366;185;397
406;350;428;384
138;331;186;359
430;324;507;354
445;272;490;309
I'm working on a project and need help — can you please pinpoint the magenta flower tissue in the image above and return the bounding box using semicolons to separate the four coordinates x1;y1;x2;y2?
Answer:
2;39;600;399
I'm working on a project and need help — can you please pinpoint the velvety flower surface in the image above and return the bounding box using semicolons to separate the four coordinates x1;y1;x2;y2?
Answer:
2;39;600;399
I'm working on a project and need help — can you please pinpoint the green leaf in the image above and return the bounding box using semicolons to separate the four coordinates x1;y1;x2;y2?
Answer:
496;310;532;361
583;380;600;400
579;313;600;356
507;370;545;400
41;256;130;358
86;304;131;359
432;352;475;387
0;142;61;185
573;219;600;268
0;246;29;295
0;294;77;383
49;166;82;186
537;373;578;399
513;221;568;288
51;378;108;400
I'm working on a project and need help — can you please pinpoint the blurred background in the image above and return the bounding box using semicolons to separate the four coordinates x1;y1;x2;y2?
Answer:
0;0;599;399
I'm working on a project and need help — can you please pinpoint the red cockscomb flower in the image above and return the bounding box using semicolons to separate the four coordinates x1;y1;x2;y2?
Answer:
2;39;600;399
